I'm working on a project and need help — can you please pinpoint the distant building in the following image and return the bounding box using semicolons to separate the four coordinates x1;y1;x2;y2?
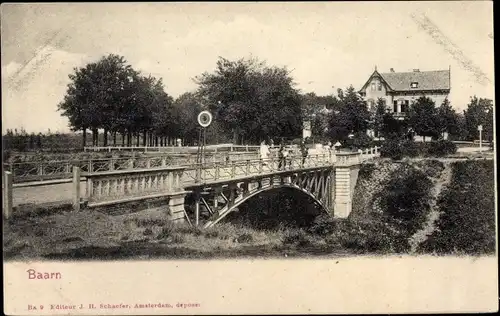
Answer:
359;67;451;120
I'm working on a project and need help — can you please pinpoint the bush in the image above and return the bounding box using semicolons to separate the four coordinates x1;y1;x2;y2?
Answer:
380;138;404;160
236;233;253;243
331;220;408;253
426;140;457;157
348;133;373;150
378;167;433;236
282;229;311;246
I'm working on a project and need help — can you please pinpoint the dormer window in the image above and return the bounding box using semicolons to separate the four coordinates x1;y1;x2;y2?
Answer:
410;82;419;89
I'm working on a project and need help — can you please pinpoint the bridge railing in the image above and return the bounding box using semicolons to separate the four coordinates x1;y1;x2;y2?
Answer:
182;153;337;183
82;166;186;207
83;144;261;153
5;151;260;184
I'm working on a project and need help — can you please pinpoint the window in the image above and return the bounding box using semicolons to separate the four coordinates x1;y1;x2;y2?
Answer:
367;99;374;111
401;100;410;112
377;82;382;91
410;82;418;89
371;82;376;91
393;100;398;113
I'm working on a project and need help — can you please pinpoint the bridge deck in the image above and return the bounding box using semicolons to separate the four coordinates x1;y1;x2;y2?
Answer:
10;153;371;208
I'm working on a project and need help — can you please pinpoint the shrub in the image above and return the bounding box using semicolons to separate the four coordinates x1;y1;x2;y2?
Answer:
349;133;373;150
380;138;404;160
378;167;433;237
156;224;175;240
236;233;253;243
330;220;408;253
308;213;337;237
282;229;310;246
426;140;457;157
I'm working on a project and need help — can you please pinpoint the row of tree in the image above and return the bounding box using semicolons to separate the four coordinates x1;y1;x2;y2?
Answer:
57;55;305;147
54;54;493;148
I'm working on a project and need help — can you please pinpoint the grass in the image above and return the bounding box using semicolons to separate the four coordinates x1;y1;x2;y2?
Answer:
3;159;495;260
418;160;496;255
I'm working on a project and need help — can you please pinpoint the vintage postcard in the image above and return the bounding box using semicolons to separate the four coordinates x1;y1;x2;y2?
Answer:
2;2;497;315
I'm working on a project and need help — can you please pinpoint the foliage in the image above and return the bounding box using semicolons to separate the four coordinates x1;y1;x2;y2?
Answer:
301;92;338;139
326;86;370;142
58;54;176;148
380;137;419;160
195;56;303;144
463;96;494;142
381;111;408;139
426;139;457;157
436;98;460;138
377;166;433;239
345;132;373;150
407;96;440;141
371;98;387;138
419;161;495;254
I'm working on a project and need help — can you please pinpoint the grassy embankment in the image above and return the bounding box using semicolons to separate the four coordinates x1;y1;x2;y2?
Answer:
3;159;495;260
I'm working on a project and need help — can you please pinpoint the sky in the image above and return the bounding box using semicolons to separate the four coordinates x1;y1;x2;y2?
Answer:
1;2;494;133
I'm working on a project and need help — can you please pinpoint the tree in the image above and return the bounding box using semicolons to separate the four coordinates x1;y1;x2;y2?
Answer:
300;92;336;141
382;111;408;139
407;96;440;142
195;56;302;144
327;86;370;142
463;96;494;141
58;54;137;147
371;98;387;138
436;98;460;139
172;92;204;146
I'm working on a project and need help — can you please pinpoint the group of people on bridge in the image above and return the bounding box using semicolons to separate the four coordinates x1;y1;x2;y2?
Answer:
259;139;341;170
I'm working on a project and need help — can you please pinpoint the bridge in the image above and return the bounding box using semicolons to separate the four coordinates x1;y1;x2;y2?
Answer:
3;147;379;228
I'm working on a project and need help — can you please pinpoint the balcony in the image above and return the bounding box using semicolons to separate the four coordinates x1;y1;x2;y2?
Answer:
393;112;407;120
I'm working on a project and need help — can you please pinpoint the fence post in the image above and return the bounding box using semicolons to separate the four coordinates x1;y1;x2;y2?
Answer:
161;157;167;167
3;171;13;219
72;166;81;212
246;144;249;152
231;161;236;178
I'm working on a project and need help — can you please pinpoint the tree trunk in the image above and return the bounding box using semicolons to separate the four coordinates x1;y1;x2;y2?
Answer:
82;128;87;149
103;129;108;147
136;133;140;146
122;132;126;146
92;129;98;146
232;129;239;145
113;131;117;146
142;131;147;146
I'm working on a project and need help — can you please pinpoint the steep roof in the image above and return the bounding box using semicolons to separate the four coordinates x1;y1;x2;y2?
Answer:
380;70;450;92
359;69;451;93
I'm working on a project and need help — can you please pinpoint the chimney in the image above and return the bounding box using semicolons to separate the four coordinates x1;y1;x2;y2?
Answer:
390;68;395;72
413;69;420;72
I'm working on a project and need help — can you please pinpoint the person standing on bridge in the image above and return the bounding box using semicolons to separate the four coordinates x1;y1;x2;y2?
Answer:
278;144;286;170
300;141;308;167
260;140;270;165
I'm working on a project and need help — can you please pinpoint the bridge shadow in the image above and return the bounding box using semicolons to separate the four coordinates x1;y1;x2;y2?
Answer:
220;188;324;230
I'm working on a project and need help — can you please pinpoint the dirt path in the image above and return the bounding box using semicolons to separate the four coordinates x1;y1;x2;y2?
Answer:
409;163;453;253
